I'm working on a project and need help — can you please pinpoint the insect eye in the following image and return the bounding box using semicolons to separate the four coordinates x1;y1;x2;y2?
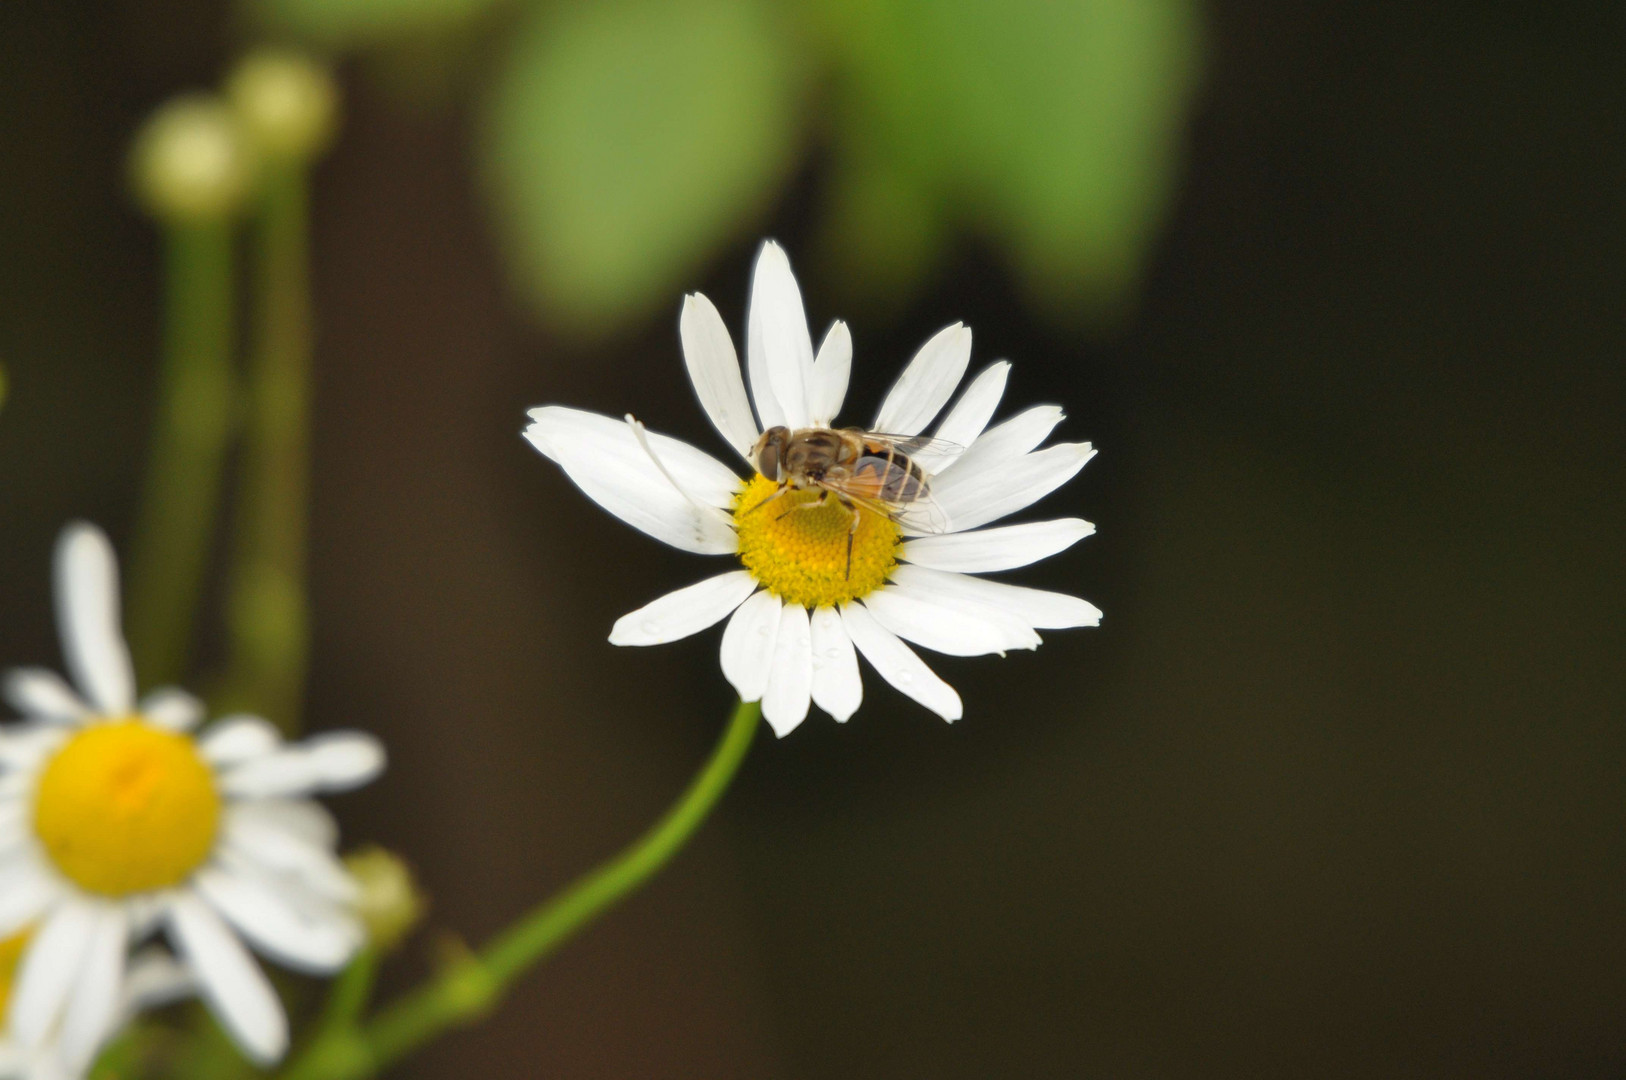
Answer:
756;432;783;480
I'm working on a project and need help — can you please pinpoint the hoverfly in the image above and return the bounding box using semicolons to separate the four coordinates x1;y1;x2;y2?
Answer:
747;425;961;577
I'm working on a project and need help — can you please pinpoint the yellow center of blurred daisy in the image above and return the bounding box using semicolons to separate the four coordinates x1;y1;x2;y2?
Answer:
33;720;220;896
734;474;899;607
0;931;28;1018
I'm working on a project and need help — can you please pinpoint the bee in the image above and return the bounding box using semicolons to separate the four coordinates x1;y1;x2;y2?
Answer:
748;425;961;576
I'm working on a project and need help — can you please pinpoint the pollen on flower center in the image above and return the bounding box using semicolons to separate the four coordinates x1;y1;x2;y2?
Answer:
32;720;221;897
733;473;900;607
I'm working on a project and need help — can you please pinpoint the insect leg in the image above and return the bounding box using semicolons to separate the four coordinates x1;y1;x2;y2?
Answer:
744;484;794;518
775;489;830;521
838;495;859;580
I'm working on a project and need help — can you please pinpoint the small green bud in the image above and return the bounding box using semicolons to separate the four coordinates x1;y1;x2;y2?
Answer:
129;96;252;222
345;846;425;951
226;50;340;163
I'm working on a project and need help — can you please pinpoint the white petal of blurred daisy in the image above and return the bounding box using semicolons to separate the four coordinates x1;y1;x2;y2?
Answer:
0;938;192;1080
525;241;1100;737
0;524;384;1068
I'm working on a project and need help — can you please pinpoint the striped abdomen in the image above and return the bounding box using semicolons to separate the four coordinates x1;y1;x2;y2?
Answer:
852;441;930;503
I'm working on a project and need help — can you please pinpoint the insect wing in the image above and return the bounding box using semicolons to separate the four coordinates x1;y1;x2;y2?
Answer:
817;456;954;535
817;485;952;536
861;431;964;478
888;493;952;535
861;432;966;461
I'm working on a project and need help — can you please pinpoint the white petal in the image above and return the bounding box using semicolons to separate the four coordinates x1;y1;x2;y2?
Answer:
26;1049;69;1080
745;323;782;431
231;799;338;849
120;947;195;1017
0;727;65;774
808;320;852;426
304;732;386;791
809;606;861;722
195;865;359;973
889;565;1101;629
168;893;288;1065
0;771;30;804
218;754;315;799
680;293;759;461
0;821;35;860
53;524;135;716
0;864;57;939
929;442;1096;534
139;687;204;731
224;810;356;903
873;324;972;436
839;603;961;721
717;589;782;703
2;669;89;723
527;407;741;508
901;518;1095;573
933;404;1065;483
609;572;758;646
760;604;812;737
218;732;381;800
524;407;739;555
9;898;97;1045
746;241;814;430
918;361;1010;472
57;904;126;1074
199;715;282;765
862;584;1040;657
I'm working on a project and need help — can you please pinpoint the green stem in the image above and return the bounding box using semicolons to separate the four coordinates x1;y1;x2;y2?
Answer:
320;949;380;1034
276;698;761;1080
127;220;236;687
277;950;378;1080
223;161;312;732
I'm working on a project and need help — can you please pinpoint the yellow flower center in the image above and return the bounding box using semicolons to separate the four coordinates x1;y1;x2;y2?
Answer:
0;931;28;1018
33;720;221;897
733;474;900;607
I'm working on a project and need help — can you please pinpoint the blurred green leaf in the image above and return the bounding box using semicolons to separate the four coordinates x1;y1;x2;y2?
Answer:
481;0;803;333
826;0;1202;320
814;152;943;315
246;0;503;47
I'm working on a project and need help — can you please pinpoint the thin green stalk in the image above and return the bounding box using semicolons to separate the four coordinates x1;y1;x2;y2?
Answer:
127;220;236;687
276;698;761;1080
223;161;312;731
319;949;380;1034
276;949;378;1080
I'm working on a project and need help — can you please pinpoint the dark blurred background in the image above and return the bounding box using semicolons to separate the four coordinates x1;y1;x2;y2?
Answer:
3;1;1625;1077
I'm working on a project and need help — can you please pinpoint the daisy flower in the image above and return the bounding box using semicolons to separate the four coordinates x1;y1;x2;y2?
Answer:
0;941;190;1080
525;242;1099;736
0;524;384;1068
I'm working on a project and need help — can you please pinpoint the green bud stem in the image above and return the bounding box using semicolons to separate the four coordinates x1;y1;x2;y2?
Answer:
276;698;761;1080
128;220;236;686
222;161;313;731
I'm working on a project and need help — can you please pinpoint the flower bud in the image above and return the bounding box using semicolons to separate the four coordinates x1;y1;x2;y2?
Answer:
226;50;340;163
129;96;252;222
345;846;425;951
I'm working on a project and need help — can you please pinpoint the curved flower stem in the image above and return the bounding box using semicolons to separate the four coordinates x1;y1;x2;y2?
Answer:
127;219;236;686
222;160;312;733
278;698;761;1080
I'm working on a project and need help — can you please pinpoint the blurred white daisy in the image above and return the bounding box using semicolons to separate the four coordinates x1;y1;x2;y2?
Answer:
525;241;1099;736
0;524;384;1068
0;939;190;1080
